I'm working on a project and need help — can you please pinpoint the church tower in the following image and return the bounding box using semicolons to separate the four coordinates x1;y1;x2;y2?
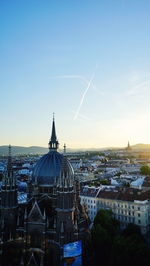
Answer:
126;141;132;151
55;148;78;246
1;145;18;241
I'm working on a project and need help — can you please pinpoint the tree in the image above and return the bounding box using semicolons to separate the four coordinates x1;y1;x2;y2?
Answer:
140;165;150;175
91;211;150;266
110;227;150;266
92;210;120;266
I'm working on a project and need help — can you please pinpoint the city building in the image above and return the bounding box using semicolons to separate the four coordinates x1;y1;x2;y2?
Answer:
80;185;150;234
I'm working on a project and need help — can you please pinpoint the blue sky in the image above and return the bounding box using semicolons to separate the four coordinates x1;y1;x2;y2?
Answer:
1;0;150;149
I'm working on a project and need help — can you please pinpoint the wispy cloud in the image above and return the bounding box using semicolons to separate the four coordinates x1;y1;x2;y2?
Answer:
127;71;150;96
49;73;103;96
127;80;150;96
49;74;87;83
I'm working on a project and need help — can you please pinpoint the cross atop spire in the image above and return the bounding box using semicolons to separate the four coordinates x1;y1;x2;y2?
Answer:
48;114;59;151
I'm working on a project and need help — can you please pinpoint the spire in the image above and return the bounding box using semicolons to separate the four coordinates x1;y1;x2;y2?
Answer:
7;144;13;177
48;114;59;151
126;141;131;151
63;143;66;154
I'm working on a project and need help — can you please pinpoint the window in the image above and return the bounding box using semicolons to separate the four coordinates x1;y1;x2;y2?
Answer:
132;206;134;209
138;207;140;211
138;213;141;217
138;219;141;224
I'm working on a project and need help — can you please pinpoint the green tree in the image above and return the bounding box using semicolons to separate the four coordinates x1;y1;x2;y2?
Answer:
92;209;120;266
140;165;150;175
110;229;150;266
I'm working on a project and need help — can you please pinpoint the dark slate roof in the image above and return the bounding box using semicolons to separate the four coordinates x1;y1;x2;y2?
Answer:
97;188;150;202
32;151;74;185
81;186;150;202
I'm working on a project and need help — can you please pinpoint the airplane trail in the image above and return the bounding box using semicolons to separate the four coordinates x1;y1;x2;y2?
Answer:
49;71;101;120
73;73;95;120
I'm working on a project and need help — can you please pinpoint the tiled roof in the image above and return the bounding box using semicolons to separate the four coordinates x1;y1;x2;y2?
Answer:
97;188;150;202
81;186;150;202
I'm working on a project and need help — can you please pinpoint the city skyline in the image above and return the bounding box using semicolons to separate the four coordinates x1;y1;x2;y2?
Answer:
1;1;150;148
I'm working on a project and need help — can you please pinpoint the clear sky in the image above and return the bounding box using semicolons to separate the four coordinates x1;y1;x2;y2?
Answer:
1;0;150;149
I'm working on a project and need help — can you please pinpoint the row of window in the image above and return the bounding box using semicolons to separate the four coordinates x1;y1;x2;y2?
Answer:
88;210;96;216
116;215;135;223
88;205;96;209
82;198;142;211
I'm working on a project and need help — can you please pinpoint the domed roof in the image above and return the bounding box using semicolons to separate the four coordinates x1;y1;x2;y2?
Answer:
32;151;74;185
32;117;74;186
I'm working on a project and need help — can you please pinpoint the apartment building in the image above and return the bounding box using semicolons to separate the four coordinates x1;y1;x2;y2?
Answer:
80;186;150;234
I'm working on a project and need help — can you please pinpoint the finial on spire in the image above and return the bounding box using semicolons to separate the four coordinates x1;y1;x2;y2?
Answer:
48;114;59;151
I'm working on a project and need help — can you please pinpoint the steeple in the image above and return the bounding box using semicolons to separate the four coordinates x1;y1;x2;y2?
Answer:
3;145;15;187
63;143;66;154
7;144;13;178
126;141;132;151
48;114;59;151
1;145;18;242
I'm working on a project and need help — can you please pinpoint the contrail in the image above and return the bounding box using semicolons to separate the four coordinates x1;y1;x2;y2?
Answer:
49;70;102;120
73;73;95;120
49;74;102;95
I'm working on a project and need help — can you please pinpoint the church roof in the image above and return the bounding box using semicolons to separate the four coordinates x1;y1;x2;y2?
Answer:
32;117;74;186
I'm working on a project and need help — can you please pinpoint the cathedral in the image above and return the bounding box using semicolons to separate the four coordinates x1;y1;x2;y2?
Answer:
0;118;89;266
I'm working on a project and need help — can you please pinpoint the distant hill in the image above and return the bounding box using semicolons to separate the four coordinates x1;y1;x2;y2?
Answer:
0;146;49;155
0;145;88;155
1;143;150;155
131;143;150;150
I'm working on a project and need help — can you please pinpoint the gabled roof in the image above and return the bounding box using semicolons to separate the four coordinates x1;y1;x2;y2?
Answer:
28;200;44;221
27;253;38;266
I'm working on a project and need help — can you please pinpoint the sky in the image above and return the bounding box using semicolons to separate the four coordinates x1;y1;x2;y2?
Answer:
1;0;150;149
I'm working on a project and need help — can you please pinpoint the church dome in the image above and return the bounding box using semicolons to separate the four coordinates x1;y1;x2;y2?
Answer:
32;151;74;185
32;117;74;186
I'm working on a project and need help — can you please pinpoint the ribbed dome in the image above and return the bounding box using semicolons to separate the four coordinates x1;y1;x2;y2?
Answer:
32;151;74;185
